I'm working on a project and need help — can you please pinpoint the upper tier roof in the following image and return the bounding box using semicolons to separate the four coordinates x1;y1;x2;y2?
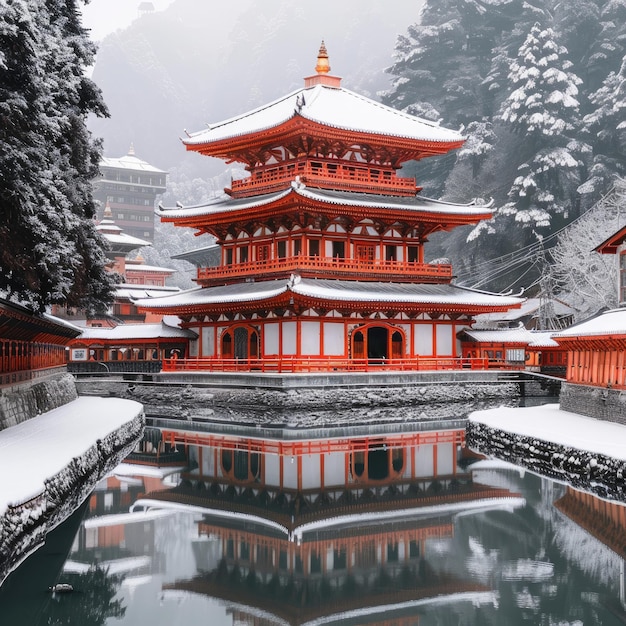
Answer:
156;182;492;222
183;83;463;151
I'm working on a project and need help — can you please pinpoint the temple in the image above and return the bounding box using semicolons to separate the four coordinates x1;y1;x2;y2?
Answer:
135;43;523;372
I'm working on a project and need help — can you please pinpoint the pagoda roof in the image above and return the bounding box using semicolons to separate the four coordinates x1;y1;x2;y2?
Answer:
182;82;463;155
157;182;492;224
133;275;523;314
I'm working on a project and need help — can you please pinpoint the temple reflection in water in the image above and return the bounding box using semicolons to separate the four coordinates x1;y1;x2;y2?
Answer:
46;422;626;625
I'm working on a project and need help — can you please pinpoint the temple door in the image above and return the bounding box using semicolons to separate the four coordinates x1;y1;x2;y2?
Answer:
391;331;403;360
234;327;249;358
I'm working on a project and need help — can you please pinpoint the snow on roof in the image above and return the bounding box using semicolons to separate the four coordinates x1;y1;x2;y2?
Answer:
469;403;626;461
461;328;533;344
76;322;196;340
115;285;180;300
183;83;463;147
475;298;575;323
461;328;559;347
125;263;175;274
156;183;491;220
0;397;143;516
100;153;166;174
132;276;523;309
554;308;626;339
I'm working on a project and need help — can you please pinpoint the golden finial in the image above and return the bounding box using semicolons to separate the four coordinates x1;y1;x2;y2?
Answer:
315;41;330;74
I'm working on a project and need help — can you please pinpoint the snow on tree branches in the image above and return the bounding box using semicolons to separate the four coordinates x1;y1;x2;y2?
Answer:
0;0;115;314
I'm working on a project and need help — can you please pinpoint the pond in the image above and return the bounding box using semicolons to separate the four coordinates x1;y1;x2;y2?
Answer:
2;413;626;625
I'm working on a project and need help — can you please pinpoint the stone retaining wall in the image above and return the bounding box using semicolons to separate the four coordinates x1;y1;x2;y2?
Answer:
0;410;145;585
0;373;77;431
559;383;626;425
76;378;521;426
466;419;626;502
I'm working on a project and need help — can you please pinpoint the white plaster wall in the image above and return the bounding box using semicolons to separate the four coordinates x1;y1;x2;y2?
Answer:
264;322;279;355
415;324;433;355
264;454;281;488
188;335;199;357
397;324;411;355
283;321;297;356
200;447;215;476
414;444;434;477
282;456;298;489
437;443;455;475
301;321;321;355
323;453;345;487
436;324;454;356
201;327;214;357
323;322;344;355
301;455;321;489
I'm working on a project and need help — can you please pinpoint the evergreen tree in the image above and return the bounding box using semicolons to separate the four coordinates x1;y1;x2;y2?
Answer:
497;23;586;230
0;0;115;313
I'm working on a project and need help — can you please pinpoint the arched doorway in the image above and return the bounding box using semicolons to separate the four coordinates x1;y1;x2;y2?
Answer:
351;324;405;364
221;326;260;359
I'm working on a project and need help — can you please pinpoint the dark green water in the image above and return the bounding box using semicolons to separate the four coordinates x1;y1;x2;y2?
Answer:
3;418;626;625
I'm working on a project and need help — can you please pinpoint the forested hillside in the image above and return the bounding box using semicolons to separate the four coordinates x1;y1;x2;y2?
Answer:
384;0;626;293
88;0;626;306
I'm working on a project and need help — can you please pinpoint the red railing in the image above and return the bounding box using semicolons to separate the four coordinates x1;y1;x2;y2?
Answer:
229;161;419;198
161;356;524;373
197;256;452;284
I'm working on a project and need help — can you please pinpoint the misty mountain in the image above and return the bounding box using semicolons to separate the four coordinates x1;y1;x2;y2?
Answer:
88;0;424;175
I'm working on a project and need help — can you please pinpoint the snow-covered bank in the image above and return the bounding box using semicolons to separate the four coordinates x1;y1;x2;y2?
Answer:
0;396;144;585
467;404;626;502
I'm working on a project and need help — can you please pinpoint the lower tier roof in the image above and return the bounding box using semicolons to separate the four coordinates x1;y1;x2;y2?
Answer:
133;275;523;315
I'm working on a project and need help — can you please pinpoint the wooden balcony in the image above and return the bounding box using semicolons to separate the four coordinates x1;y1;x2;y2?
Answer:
197;256;453;285
228;161;420;198
161;356;525;374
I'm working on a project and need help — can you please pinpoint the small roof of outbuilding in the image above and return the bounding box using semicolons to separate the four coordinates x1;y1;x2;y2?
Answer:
554;308;626;339
76;321;196;341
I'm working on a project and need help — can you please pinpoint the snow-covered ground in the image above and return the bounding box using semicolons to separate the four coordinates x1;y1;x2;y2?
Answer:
467;403;626;502
0;396;143;516
469;403;626;461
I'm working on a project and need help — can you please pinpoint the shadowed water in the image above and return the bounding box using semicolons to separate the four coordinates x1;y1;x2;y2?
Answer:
3;404;626;625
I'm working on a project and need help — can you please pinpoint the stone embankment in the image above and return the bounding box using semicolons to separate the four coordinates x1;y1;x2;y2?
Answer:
75;373;527;426
559;382;626;424
0;373;145;585
466;419;626;503
0;373;77;430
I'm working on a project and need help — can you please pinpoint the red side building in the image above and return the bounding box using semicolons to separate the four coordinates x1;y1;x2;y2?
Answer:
135;44;522;372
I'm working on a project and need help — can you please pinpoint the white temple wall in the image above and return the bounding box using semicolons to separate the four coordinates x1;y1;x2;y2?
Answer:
436;324;454;356
324;453;346;486
201;327;214;357
301;455;321;489
283;321;297;355
301;321;321;355
282;456;298;489
414;323;434;356
323;322;344;355
264;322;279;355
414;444;435;477
264;453;281;487
188;334;199;357
437;443;455;475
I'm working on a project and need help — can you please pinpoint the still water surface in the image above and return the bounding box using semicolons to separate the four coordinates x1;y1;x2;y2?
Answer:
3;413;626;625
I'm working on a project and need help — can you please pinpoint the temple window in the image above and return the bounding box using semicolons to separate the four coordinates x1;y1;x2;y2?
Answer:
277;240;287;258
293;239;302;256
332;241;345;259
225;248;233;265
239;246;249;263
309;239;320;256
385;245;397;261
408;246;419;263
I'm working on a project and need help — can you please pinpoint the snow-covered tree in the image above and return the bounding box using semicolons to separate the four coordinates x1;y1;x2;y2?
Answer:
580;57;626;197
498;23;587;229
548;181;626;320
0;0;115;313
